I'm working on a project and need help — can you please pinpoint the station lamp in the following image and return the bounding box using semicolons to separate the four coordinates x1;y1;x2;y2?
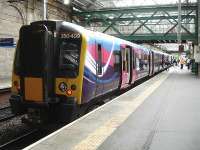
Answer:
63;0;71;5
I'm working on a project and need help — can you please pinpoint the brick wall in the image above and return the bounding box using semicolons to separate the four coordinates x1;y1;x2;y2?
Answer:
0;0;71;82
0;47;15;80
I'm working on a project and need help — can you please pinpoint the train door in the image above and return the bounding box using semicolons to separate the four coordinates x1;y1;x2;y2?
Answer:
130;48;136;84
95;43;103;96
121;46;131;88
149;51;154;76
161;54;167;70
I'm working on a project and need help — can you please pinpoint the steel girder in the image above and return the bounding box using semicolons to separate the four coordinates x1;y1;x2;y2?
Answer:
72;3;198;43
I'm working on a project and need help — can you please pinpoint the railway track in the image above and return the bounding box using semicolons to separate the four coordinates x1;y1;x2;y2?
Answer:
0;129;40;150
0;106;10;111
0;128;56;150
0;88;11;94
0;106;16;122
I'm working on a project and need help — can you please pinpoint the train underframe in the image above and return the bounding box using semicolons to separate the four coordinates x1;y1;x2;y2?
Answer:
9;65;171;126
9;95;80;125
9;89;116;126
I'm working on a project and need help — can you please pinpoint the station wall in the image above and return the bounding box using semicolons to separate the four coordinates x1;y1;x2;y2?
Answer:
0;0;71;82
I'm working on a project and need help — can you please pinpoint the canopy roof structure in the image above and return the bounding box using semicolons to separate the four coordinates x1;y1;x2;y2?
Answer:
72;1;198;44
72;0;197;11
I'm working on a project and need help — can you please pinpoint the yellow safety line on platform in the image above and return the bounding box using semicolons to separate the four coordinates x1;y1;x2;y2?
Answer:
73;73;169;150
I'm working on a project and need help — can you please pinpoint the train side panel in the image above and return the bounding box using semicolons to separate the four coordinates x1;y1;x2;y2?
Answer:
81;34;121;104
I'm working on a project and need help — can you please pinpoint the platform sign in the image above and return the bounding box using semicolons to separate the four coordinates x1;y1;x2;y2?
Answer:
0;38;14;47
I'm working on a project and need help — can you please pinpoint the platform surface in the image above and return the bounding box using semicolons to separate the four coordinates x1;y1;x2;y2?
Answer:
25;67;200;150
0;78;11;89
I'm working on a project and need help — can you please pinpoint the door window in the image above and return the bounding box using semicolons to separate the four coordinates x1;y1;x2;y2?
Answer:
97;44;102;75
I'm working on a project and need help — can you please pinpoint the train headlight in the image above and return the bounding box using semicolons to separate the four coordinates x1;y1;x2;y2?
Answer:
59;82;67;92
66;89;72;96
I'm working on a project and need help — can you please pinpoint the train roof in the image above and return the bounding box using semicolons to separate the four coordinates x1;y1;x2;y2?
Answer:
30;20;166;55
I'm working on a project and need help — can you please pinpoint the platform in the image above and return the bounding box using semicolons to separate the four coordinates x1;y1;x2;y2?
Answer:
24;67;200;150
0;78;11;89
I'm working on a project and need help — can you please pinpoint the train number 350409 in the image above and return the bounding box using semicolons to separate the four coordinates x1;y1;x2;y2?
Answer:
60;33;81;39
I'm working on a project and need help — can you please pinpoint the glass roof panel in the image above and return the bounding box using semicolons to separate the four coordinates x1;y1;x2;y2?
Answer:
98;0;197;9
72;0;197;11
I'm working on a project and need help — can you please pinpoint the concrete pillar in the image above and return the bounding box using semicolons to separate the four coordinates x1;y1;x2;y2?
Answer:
194;45;200;76
198;0;200;45
196;0;200;76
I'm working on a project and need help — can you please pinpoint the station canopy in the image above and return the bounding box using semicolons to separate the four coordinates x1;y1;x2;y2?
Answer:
72;0;197;11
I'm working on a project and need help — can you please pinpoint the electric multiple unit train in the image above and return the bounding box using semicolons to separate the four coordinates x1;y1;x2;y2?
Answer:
10;20;173;124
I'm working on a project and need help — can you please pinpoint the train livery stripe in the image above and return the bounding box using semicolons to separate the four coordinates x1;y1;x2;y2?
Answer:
77;32;87;104
24;77;43;102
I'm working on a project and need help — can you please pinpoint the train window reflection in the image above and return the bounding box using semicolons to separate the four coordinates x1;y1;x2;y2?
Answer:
59;39;80;69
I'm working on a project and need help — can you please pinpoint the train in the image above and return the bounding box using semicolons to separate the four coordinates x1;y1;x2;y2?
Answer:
9;20;173;124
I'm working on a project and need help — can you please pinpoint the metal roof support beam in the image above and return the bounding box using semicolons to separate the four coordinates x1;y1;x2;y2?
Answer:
130;11;157;35
103;13;124;33
74;4;197;15
131;13;155;34
164;10;194;36
73;3;198;43
98;13;123;36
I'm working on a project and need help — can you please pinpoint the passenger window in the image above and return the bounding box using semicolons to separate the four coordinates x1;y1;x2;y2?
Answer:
136;57;140;71
139;59;144;70
132;50;135;69
126;48;129;72
122;48;130;72
114;51;120;72
97;44;102;75
114;51;120;64
122;49;126;71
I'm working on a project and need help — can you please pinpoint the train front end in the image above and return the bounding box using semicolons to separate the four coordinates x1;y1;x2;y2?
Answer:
9;21;85;124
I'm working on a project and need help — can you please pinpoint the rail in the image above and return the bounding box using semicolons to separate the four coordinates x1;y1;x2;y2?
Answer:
0;88;11;94
0;106;16;122
0;129;39;150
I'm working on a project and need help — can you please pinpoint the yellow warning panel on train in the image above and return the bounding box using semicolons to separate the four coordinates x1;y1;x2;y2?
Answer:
25;77;43;102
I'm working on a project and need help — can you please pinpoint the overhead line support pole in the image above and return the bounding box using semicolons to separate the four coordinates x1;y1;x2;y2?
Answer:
178;0;182;44
44;0;47;20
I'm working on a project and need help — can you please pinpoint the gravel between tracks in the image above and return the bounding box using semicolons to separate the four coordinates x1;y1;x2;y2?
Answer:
0;92;11;108
0;115;32;145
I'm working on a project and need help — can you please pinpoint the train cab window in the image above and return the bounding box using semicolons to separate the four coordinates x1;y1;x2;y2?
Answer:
60;42;79;66
97;44;102;75
59;35;81;77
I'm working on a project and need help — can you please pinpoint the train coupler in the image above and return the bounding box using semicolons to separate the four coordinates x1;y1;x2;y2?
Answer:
56;97;78;123
9;95;26;115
